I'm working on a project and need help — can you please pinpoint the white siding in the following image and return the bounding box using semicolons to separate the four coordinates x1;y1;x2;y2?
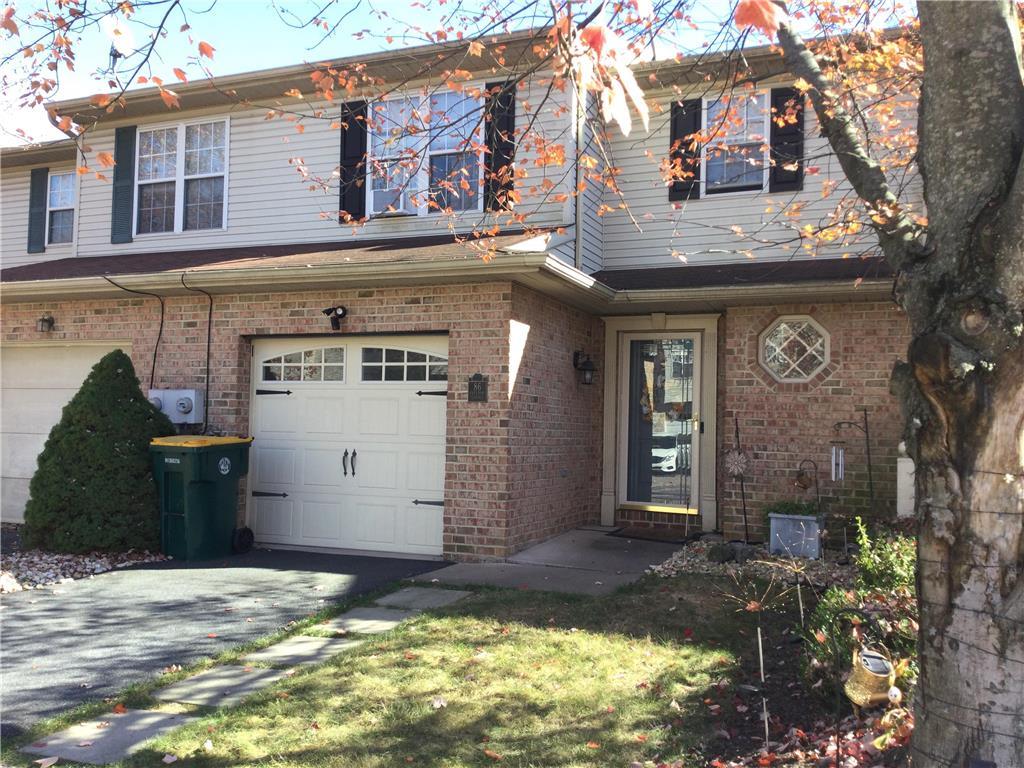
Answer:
1;164;77;269
578;92;604;274
3;79;573;267
600;85;920;270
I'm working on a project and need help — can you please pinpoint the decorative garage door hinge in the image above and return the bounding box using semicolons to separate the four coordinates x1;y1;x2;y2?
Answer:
256;389;293;395
252;490;289;498
411;499;444;506
415;390;447;397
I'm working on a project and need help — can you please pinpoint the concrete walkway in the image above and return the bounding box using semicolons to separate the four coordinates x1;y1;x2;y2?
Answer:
22;585;471;765
1;548;440;738
414;528;680;595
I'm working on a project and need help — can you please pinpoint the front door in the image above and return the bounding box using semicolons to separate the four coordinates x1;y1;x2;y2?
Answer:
248;335;448;556
618;334;700;516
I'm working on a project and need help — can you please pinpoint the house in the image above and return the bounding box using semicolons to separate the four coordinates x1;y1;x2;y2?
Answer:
0;30;913;560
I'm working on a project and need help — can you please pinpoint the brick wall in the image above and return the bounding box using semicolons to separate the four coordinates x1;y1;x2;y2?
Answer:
2;282;599;561
507;286;603;551
718;301;911;542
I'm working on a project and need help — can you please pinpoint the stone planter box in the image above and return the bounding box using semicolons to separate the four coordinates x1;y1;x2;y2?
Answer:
768;513;822;559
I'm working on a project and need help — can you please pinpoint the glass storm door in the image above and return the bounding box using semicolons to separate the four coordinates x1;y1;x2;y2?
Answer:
622;335;700;514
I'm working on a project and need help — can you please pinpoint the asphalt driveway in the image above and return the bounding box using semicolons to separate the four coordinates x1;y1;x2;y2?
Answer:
0;549;441;737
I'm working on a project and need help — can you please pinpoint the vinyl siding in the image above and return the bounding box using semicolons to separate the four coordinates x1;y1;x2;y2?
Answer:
600;84;920;270
578;92;604;274
4;79;573;267
1;163;77;268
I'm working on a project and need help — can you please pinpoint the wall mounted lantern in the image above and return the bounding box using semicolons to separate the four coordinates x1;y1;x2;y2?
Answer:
572;351;597;385
36;314;55;333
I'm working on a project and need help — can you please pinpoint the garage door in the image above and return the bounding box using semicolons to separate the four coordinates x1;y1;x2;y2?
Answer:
248;336;448;556
1;343;128;523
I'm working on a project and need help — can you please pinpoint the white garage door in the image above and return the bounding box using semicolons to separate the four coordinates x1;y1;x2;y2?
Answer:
0;343;128;523
248;336;448;557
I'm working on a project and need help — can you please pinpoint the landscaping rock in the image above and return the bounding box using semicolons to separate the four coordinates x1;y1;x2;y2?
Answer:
0;545;167;593
706;543;735;564
649;540;856;587
730;542;757;564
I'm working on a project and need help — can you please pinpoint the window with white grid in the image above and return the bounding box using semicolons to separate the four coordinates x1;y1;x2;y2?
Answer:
759;316;830;382
46;171;75;244
703;92;768;193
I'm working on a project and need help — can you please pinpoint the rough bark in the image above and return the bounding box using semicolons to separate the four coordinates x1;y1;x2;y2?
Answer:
779;2;1024;765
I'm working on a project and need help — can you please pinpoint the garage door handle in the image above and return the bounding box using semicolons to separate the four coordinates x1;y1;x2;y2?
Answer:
351;450;357;477
342;449;348;476
412;499;444;507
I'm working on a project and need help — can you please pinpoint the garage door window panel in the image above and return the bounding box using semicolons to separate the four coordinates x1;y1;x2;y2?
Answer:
262;347;345;382
361;347;448;382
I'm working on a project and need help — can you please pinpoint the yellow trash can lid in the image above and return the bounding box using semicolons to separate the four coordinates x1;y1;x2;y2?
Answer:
151;436;254;447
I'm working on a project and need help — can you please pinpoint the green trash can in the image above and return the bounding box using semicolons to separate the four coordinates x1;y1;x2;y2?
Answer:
150;436;254;561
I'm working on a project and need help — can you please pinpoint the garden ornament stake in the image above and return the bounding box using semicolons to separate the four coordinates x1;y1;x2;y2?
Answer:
795;459;821;515
827;607;891;768
832;408;875;511
724;416;751;543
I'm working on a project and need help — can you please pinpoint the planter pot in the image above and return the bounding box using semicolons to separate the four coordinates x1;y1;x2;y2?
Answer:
768;513;822;559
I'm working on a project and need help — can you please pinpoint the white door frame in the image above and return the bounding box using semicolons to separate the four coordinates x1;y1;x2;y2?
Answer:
600;314;719;531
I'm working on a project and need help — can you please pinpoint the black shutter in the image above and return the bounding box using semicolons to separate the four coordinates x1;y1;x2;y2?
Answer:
111;126;136;243
28;167;48;253
485;81;516;211
769;87;804;193
339;100;367;221
668;99;701;201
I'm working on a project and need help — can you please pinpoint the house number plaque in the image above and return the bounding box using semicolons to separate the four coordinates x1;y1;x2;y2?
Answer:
468;373;489;402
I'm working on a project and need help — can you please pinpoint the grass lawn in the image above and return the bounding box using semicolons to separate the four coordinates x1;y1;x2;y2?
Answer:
8;574;811;768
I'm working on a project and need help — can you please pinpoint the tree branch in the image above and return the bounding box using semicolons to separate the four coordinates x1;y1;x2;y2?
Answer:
775;20;926;273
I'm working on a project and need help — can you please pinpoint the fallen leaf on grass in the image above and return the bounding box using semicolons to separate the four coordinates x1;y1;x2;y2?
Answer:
162;756;178;764
483;748;503;760
635;734;648;743
276;692;290;699
34;758;59;768
112;703;127;714
203;739;214;752
207;633;218;638
309;721;320;731
404;652;418;660
586;741;600;749
431;696;447;709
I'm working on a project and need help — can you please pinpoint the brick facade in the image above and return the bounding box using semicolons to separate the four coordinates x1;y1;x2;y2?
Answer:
1;282;603;561
2;287;909;556
718;301;911;542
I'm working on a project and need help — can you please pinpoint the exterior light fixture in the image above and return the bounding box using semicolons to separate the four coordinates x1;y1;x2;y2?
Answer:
36;314;55;333
572;350;597;385
321;305;348;331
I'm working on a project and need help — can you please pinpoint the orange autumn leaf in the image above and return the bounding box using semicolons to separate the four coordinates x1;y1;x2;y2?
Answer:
198;40;215;59
585;741;600;749
90;94;112;108
483;748;503;761
172;67;188;83
112;703;127;714
1;6;18;36
579;25;609;58
468;40;484;56
733;0;782;36
97;151;115;168
160;89;181;109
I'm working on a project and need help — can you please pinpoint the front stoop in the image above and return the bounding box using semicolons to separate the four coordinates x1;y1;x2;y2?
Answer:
21;710;196;765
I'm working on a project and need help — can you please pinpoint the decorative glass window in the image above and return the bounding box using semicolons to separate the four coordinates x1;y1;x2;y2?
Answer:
759;316;830;382
262;347;344;382
367;90;482;216
136;120;227;234
47;171;75;244
703;92;768;193
361;347;448;382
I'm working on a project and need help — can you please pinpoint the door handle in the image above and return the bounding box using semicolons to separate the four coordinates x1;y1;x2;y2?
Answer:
342;449;349;476
351;450;357;477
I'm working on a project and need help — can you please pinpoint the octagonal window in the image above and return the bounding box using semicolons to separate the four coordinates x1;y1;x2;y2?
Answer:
759;316;830;382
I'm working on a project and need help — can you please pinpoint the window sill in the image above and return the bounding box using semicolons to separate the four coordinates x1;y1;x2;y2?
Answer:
369;211;419;220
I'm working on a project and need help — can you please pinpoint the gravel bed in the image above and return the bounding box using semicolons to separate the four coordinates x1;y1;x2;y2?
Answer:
1;524;167;594
648;539;856;588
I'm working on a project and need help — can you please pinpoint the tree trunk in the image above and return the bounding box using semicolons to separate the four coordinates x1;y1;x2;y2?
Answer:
779;2;1024;765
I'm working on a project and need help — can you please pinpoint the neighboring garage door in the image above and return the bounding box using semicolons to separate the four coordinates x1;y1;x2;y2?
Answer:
0;343;128;523
249;336;448;557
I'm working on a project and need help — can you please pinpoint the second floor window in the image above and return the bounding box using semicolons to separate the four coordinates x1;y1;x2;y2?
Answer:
704;92;768;194
47;171;75;244
367;91;482;216
136;120;227;234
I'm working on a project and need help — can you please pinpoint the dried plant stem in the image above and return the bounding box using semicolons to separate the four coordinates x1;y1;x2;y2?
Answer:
757;621;769;746
796;577;805;628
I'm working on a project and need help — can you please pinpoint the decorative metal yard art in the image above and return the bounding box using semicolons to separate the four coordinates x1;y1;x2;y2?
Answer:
827;608;895;768
794;458;822;514
832;407;875;510
723;416;751;543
